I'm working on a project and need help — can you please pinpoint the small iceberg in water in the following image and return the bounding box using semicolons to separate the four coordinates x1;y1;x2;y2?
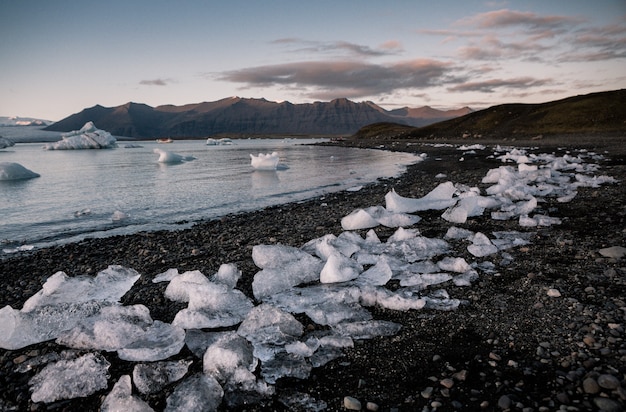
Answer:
250;152;280;170
0;162;40;181
44;122;117;150
153;148;196;163
0;136;15;149
206;137;233;145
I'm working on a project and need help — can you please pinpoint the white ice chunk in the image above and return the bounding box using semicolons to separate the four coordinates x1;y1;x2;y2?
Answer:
320;252;363;283
0;162;40;180
385;183;458;213
250;152;279;170
340;208;380;230
44;122;117;150
153;268;180;283
101;375;154;412
164;270;212;302
437;257;471;273
213;263;242;289
354;258;392;286
444;226;474;240
133;360;192;395
172;282;253;329
468;232;498;257
453;270;479;286
165;374;224;412
397;272;452;288
359;286;427;311
29;352;111;403
153;148;195;163
203;332;258;390
251;244;323;300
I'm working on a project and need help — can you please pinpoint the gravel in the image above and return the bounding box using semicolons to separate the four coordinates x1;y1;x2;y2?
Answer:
1;136;625;411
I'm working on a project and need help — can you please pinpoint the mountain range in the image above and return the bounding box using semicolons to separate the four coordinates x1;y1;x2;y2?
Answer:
353;89;626;140
43;98;472;138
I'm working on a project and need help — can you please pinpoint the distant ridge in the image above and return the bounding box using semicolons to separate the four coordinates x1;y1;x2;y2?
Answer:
44;98;472;138
354;89;626;140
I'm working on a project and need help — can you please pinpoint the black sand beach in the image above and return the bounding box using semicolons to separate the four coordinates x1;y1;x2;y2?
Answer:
1;137;625;411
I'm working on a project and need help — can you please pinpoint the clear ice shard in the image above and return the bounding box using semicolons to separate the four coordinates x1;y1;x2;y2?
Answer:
29;352;111;404
133;360;192;395
101;375;154;412
165;373;224;412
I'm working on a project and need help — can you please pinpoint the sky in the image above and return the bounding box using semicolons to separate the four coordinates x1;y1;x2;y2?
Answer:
1;0;625;121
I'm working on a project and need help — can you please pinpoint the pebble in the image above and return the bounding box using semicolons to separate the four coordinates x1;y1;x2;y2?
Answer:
598;374;621;390
593;397;623;412
498;395;512;410
547;288;562;297
344;396;361;410
440;378;454;389
582;377;600;394
366;401;379;411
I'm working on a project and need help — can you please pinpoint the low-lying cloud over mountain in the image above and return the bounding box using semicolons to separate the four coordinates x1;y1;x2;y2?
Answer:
44;98;471;138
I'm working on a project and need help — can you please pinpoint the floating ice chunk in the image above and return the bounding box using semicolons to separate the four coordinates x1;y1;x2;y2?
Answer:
153;148;195;163
0;136;15;149
111;210;127;221
332;320;402;340
0;162;40;180
468;232;498;257
133;360;192;395
101;375;154;412
44;122;117;150
203;332;258;390
29;352;110;403
165;373;224;412
385;182;458;213
250;152;280;170
320;252;363;283
22;265;140;312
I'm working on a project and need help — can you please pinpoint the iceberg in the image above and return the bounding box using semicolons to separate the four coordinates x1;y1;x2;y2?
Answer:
153;148;196;163
0;162;40;180
0;136;15;149
44;121;117;150
250;152;280;170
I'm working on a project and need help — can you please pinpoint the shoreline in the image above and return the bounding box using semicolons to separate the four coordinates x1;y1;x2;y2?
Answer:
1;137;625;411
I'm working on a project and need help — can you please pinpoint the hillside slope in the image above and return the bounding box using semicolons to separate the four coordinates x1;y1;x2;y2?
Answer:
354;89;626;140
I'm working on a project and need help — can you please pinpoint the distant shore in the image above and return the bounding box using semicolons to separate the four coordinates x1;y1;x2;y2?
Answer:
1;135;625;411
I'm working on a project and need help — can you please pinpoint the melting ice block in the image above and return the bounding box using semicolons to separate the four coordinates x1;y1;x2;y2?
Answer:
385;182;458;213
101;375;154;412
133;360;192;395
165;373;224;412
341;205;421;230
203;332;258;390
29;352;111;403
153;148;195;163
250;152;279;170
44;121;117;150
320;252;363;283
0;162;40;180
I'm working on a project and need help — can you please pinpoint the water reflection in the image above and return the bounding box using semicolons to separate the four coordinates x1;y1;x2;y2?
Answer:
251;170;280;189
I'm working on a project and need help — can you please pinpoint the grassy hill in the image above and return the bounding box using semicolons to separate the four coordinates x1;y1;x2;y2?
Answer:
353;89;626;141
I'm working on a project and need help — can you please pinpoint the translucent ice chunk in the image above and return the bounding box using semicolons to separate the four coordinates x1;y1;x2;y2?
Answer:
203;332;258;390
320;252;363;283
332;320;402;340
467;232;498;257
29;352;111;403
22;265;140;312
165;373;224;412
117;320;186;362
101;375;154;412
133;360;192;395
385;183;458;213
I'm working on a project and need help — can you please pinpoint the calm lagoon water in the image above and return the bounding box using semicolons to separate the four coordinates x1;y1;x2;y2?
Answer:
1;136;418;252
